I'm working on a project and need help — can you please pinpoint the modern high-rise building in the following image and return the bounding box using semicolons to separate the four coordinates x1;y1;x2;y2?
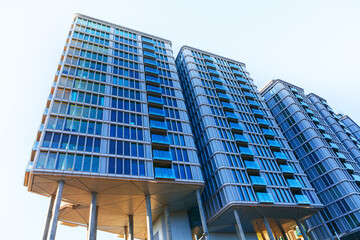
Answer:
176;47;322;240
261;79;360;239
338;114;360;147
24;14;206;240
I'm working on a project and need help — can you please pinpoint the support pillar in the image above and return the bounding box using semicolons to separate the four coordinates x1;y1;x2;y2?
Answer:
276;220;289;240
262;216;275;240
164;205;172;240
129;215;134;240
87;192;98;240
124;226;128;240
318;214;334;240
43;195;55;240
145;194;154;240
196;189;209;240
48;180;65;240
233;209;246;240
296;219;309;240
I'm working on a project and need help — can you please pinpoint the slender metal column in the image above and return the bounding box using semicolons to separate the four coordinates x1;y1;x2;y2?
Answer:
276;221;289;240
296;219;309;240
145;194;154;240
129;215;134;240
87;192;98;240
43;195;55;240
196;189;209;240
233;209;246;240
124;226;128;240
318;214;334;240
48;180;65;240
262;216;275;240
164;205;172;240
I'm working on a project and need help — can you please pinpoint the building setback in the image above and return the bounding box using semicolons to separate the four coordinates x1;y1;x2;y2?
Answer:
176;47;322;240
261;79;360;239
338;114;360;147
24;14;205;240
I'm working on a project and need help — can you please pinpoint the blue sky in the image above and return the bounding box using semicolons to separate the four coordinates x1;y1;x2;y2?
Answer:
0;0;359;239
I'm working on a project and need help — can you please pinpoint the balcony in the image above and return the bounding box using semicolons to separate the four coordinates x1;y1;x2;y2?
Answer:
143;50;156;59
215;84;226;92
229;122;243;132
287;179;302;189
203;55;213;62
236;76;248;84
240;84;252;91
280;165;295;175
154;167;175;179
306;109;314;116
295;94;303;100
225;111;238;121
229;63;239;69
143;58;158;67
218;92;230;101
295;194;311;205
290;87;299;93
252;109;264;117
146;84;162;95
145;66;159;75
234;133;248;146
145;75;160;85
344;163;354;172
352;174;360;183
142;37;155;45
148;95;163;106
233;70;244;76
211;76;223;84
247;99;260;108
239;146;254;157
151;134;170;145
153;149;172;161
149;107;165;118
142;43;155;51
221;101;234;111
336;152;346;162
262;128;275;138
243;91;255;99
150;119;168;131
206;62;217;69
250;176;267;187
257;118;270;127
317;125;326;133
330;142;339;151
322;133;332;142
273;151;287;163
244;160;260;173
300;101;309;108
311;116;320;124
208;69;220;76
267;139;281;150
256;192;274;203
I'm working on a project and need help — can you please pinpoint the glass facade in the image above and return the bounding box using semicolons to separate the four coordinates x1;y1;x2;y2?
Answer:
261;79;360;239
176;47;321;234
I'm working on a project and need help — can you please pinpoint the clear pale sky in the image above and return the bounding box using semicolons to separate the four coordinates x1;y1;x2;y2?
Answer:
1;0;359;239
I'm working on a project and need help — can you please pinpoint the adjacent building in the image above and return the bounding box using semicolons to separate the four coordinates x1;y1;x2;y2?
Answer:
261;79;360;240
24;14;205;240
175;47;322;240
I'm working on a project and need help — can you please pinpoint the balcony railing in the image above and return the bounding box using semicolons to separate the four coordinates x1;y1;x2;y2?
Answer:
215;84;226;92
244;161;260;171
218;92;230;100
149;107;165;117
151;134;170;145
143;50;156;59
250;176;267;186
145;66;159;75
153;149;172;161
344;163;354;172
262;128;275;138
239;146;254;157
142;37;155;45
280;165;295;174
145;75;160;84
323;133;332;142
225;111;238;120
206;62;217;69
234;134;248;145
211;76;222;83
240;84;252;91
143;58;158;66
352;174;360;182
336;152;346;161
287;179;302;189
252;109;264;117
317;125;326;132
330;142;339;150
154;167;175;179
233;70;244;76
294;194;311;205
203;55;213;62
229;63;239;69
273;151;287;161
148;95;163;105
146;84;162;94
243;91;255;99
150;119;168;130
142;43;155;51
221;102;234;110
256;192;274;203
229;122;243;132
236;76;248;83
257;118;270;127
267;139;281;149
247;99;259;107
208;69;220;76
